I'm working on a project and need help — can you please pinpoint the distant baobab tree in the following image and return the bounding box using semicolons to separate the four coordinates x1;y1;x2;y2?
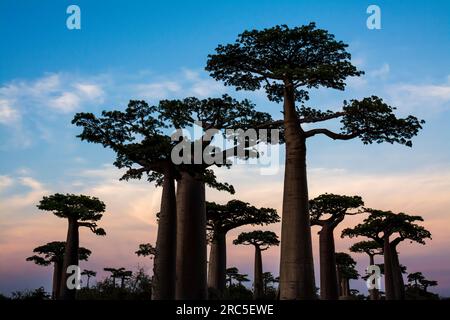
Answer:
135;243;156;259
262;272;278;295
37;194;106;300
407;272;437;292
26;241;91;299
104;267;132;288
207;23;425;299
206;200;279;296
81;269;96;289
342;209;431;300
349;240;383;300
233;231;279;300
335;252;359;299
309;193;364;300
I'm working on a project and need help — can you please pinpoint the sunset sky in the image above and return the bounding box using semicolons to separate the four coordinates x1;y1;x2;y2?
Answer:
1;0;450;297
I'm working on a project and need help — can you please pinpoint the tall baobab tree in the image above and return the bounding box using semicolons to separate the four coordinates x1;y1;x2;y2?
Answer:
309;193;364;300
73;101;177;300
74;96;272;300
349;240;383;300
37;194;106;300
81;270;96;289
206;23;424;299
233;231;279;299
342;209;431;300
26;242;91;299
335;252;359;299
206;200;279;295
158;95;273;300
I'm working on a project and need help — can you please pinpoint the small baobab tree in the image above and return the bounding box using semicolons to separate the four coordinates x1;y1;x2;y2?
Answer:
135;243;156;259
342;209;431;300
349;240;383;300
37;194;106;300
309;193;364;300
206;200;279;295
233;231;279;300
207;23;425;299
81;270;96;289
26;241;91;299
335;252;359;299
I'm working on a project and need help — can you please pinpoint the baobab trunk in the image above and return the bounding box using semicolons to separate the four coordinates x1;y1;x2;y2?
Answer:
383;237;395;300
319;225;339;300
152;169;177;300
391;245;405;300
176;171;207;299
279;83;316;300
207;231;226;295
52;260;62;299
59;217;79;300
340;278;350;297
368;254;379;300
253;246;263;300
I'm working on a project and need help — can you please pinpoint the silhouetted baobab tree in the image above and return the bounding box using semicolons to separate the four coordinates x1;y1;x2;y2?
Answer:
159;95;272;300
104;267;123;288
37;194;106;300
206;200;279;295
342;209;431;300
262;272;278;295
335;252;359;299
26;241;91;299
135;243;156;259
349;240;383;300
73;101;177;300
309;193;364;300
407;272;437;292
233;231;279;300
225;267;239;287
81;269;96;289
207;23;424;299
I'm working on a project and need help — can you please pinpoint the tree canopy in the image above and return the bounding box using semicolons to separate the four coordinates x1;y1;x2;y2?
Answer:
349;240;383;257
135;243;156;258
26;241;91;266
309;193;364;227
335;252;359;280
37;194;106;235
341;209;432;246
233;231;280;250
206;200;279;236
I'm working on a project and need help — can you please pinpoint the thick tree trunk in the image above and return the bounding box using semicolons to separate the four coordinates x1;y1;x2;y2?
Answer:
383;236;395;300
175;171;207;299
254;246;263;300
336;269;342;297
391;245;405;300
59;218;79;300
279;83;315;300
152;169;177;300
52;260;62;299
319;225;339;300
368;254;379;300
207;231;227;295
86;276;90;289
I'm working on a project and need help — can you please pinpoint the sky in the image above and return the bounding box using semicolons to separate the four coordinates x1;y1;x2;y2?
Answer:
1;0;450;297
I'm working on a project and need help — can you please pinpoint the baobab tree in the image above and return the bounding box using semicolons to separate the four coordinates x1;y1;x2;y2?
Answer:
206;200;279;295
335;252;359;299
135;243;156;259
349;240;383;300
104;267;123;288
226;267;239;287
309;193;364;300
37;194;106;300
233;231;279;299
158;95;273;299
262;272;278;295
207;23;425;299
407;272;438;292
342;209;431;300
81;270;96;289
26;241;91;299
74;96;272;300
73;101;177;300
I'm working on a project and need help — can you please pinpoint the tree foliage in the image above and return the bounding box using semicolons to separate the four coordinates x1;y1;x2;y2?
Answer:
233;230;280;250
26;241;91;265
309;193;363;227
335;252;359;280
37;194;106;235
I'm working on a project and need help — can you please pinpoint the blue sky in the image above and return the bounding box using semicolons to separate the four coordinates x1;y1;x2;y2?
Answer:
1;0;450;296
